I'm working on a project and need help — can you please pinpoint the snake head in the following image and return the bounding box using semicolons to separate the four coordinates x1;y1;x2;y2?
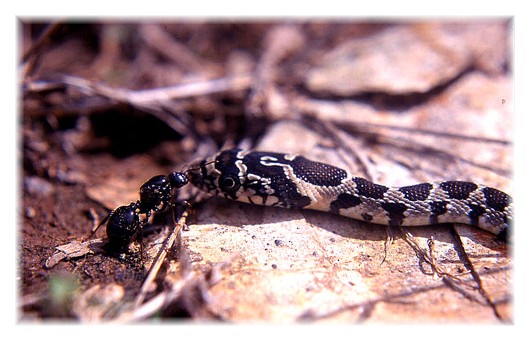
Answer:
187;149;313;209
188;149;246;200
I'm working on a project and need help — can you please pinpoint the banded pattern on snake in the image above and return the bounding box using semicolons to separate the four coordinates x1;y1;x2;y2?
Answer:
188;149;513;240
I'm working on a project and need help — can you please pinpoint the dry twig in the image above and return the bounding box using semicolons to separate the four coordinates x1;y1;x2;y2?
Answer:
134;206;190;307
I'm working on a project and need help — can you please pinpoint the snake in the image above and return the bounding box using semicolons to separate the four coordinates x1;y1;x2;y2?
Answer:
187;148;513;241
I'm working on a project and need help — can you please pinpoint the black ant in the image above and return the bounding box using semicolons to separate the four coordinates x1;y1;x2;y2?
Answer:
90;171;189;252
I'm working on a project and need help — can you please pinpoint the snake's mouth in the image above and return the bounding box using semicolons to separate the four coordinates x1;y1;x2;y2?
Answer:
187;162;206;189
187;159;222;195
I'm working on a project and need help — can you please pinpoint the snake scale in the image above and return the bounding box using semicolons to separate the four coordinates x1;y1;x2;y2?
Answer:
187;148;513;240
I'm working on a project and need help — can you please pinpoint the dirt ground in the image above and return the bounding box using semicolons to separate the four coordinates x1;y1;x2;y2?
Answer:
19;21;512;322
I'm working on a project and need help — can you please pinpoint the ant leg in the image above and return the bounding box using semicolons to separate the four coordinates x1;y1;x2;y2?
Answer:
173;200;191;231
87;211;111;240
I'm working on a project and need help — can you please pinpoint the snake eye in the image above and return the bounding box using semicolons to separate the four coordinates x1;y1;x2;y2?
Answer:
219;174;240;192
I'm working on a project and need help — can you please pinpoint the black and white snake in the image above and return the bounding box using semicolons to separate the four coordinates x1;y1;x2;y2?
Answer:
188;148;512;241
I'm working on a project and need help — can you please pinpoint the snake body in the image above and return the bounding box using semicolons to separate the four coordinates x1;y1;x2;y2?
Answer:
188;149;512;240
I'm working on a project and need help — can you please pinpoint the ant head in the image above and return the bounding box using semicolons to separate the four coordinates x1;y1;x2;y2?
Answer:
169;171;189;189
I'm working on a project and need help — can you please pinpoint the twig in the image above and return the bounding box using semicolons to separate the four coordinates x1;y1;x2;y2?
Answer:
327;120;379;181
296;98;511;145
139;24;218;73
340;119;512;145
375;134;512;178
133;206;190;307
60;74;252;105
449;227;509;320
23;74;253;127
21;22;64;77
398;226;456;279
110;276;189;323
246;25;304;117
396;226;492;305
302;116;378;181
